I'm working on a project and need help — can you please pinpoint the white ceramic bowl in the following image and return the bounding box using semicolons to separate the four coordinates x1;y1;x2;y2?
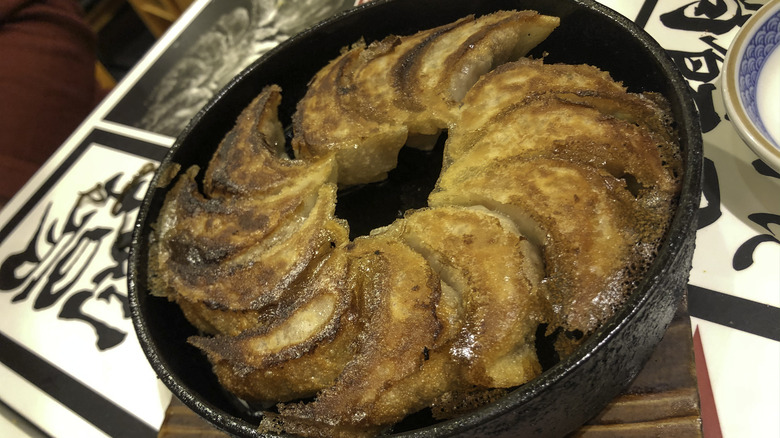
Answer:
722;0;780;172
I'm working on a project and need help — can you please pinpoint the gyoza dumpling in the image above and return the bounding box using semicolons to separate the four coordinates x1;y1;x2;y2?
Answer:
292;10;559;186
431;157;654;334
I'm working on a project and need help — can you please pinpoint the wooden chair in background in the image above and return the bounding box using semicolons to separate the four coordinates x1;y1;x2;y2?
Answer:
127;0;194;38
81;0;194;89
82;0;125;89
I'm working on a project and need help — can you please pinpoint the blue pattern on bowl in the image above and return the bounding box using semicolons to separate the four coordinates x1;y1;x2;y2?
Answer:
738;10;780;147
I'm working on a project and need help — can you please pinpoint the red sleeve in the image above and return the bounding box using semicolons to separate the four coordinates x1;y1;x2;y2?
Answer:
0;0;99;202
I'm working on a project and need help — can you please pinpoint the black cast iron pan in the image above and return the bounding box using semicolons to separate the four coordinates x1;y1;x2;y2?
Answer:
128;0;703;436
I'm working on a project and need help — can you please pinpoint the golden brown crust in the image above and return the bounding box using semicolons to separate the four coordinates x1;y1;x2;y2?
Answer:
149;183;347;314
205;85;337;197
454;58;625;138
447;94;680;214
379;206;545;387
430;157;655;333
291;39;410;186
292;11;559;186
189;249;359;402
148;86;349;336
448;59;681;184
430;58;682;334
263;236;443;435
148;10;684;437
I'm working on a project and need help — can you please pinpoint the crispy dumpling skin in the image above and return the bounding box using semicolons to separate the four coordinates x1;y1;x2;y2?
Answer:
261;236;443;436
189;248;359;402
344;206;549;430
450;58;668;146
434;57;681;335
148;83;349;336
445;59;681;197
204;84;337;197
148;8;686;437
351;11;561;135
430;157;653;334
291;41;410;186
445;95;680;221
259;207;548;436
379;206;546;388
292;10;559;186
150;181;349;335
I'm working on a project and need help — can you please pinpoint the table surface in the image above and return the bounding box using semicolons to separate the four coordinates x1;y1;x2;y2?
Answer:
0;1;778;437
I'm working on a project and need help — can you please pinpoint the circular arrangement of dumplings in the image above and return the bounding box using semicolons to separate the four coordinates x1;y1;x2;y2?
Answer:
148;10;682;438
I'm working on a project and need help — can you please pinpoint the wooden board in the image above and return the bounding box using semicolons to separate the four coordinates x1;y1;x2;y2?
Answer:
158;297;701;437
570;296;702;437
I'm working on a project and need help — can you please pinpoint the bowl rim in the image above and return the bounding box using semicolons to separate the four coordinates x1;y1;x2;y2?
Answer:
128;0;703;436
721;0;780;171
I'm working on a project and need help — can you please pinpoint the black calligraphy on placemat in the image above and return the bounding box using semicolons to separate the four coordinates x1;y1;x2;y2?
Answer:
0;164;156;351
752;159;780;178
698;157;723;229
689;283;780;341
646;0;780;277
658;0;762;133
732;161;780;270
0;129;165;353
733;213;780;270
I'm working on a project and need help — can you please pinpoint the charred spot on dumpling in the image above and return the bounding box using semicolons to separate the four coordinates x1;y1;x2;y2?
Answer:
166;234;233;267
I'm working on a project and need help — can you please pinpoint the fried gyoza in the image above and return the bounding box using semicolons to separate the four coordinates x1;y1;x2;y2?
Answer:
351;11;561;135
448;58;676;149
445;60;681;199
189;248;358;402
445;95;680;226
430;157;655;334
150;177;348;335
257;206;548;435
149;9;684;438
262;236;443;437
292;10;559;185
379;206;546;388
428;59;681;334
205;85;336;197
148;86;349;336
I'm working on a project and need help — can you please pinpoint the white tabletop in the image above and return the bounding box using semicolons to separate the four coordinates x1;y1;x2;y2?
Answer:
0;0;777;437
